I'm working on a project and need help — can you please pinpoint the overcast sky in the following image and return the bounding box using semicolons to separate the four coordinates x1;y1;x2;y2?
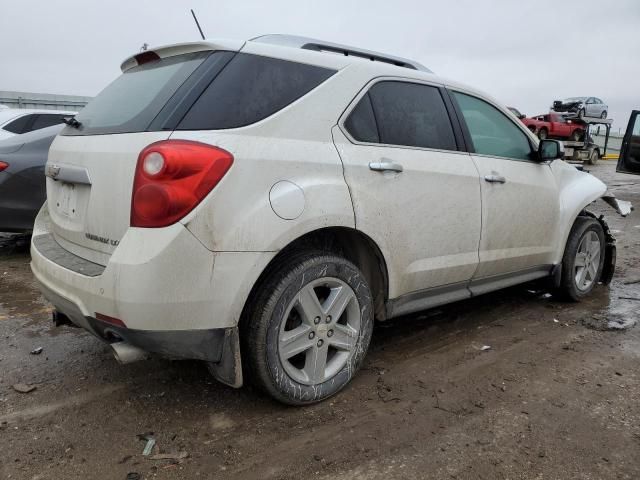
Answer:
2;0;639;131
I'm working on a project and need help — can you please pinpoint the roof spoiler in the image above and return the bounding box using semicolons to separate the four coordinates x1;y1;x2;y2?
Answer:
119;39;245;72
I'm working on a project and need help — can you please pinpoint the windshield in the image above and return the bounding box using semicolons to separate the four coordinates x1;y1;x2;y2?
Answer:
564;97;586;103
63;52;209;136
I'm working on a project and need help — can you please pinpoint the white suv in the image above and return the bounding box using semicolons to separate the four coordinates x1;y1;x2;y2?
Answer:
31;35;619;405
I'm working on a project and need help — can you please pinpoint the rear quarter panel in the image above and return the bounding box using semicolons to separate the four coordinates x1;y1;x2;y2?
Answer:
172;66;370;252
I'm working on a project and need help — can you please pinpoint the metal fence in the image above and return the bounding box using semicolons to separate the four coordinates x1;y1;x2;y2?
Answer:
0;90;92;111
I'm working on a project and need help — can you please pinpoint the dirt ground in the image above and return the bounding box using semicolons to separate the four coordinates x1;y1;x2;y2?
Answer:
1;161;639;480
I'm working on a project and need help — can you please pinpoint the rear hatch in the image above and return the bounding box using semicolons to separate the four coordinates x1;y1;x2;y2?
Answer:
46;45;238;265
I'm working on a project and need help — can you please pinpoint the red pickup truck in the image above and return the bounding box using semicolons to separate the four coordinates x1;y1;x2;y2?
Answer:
520;112;585;141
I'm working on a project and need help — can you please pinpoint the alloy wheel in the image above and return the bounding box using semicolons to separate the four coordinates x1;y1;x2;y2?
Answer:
574;231;601;291
277;277;360;385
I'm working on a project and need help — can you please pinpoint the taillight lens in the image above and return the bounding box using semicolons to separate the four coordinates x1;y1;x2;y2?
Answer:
131;140;233;228
0;161;8;172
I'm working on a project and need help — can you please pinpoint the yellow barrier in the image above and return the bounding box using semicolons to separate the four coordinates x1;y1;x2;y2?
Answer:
602;154;619;160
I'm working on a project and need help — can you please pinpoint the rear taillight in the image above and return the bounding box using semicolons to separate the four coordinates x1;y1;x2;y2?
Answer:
131;140;233;228
0;161;8;172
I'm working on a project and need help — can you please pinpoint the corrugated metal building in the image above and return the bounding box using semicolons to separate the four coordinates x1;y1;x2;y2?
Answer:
0;90;92;111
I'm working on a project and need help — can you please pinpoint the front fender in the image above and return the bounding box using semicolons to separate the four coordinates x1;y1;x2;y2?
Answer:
551;160;607;264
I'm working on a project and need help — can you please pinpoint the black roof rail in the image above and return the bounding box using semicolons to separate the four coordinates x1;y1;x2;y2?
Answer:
251;34;432;73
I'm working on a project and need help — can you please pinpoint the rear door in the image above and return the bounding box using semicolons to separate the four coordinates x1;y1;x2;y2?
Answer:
450;91;560;280
333;79;481;300
46;50;227;265
617;110;640;175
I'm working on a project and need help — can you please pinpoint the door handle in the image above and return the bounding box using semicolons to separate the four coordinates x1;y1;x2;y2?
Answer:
484;174;506;184
369;160;404;173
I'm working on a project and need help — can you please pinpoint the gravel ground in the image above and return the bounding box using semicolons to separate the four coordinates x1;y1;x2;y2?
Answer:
1;161;639;480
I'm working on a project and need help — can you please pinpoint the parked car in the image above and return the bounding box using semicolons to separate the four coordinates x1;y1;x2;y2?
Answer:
31;35;624;405
522;112;585;140
552;97;608;119
0;108;75;142
0;124;63;232
507;107;526;119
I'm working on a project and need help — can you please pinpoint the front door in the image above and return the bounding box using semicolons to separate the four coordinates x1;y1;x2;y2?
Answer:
617;110;640;175
332;80;482;300
450;91;560;280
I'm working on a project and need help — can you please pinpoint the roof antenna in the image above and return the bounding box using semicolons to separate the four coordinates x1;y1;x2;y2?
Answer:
190;9;206;40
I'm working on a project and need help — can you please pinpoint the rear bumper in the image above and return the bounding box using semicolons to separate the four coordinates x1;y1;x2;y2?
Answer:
30;205;275;365
37;276;229;362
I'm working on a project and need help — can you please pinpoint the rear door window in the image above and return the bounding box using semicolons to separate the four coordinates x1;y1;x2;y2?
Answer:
3;114;35;134
453;92;532;161
366;81;457;151
64;51;211;136
177;53;336;130
344;93;379;143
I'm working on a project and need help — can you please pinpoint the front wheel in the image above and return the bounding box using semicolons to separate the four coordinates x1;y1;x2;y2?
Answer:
538;128;548;140
558;217;605;301
578;108;586;119
571;129;583;141
242;252;374;405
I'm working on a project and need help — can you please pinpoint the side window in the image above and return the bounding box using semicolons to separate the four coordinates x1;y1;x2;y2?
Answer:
30;114;67;132
178;53;336;130
367;81;457;150
453;92;532;161
344;93;379;143
2;114;34;134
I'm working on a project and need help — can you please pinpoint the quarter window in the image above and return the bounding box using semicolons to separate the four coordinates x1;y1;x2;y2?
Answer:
453;92;532;161
178;53;336;130
366;81;456;150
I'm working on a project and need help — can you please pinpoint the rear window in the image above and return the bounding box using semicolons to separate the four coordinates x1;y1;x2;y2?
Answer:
176;53;336;130
63;51;210;136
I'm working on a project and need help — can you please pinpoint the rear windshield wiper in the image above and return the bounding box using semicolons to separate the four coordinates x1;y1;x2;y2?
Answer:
62;116;82;128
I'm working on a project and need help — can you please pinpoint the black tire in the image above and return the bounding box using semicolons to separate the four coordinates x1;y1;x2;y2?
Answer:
600;111;607;119
242;251;374;405
538;128;548;140
578;108;585;119
571;129;583;141
585;149;599;165
557;217;605;301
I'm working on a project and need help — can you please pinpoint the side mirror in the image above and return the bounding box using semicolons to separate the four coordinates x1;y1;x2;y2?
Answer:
519;114;526;120
539;139;564;161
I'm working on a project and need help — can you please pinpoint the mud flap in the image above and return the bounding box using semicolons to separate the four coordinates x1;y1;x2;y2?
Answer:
207;326;243;388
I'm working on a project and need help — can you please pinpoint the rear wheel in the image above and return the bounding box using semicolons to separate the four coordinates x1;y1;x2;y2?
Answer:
585;149;599;165
538;128;548;140
242;251;374;405
558;217;605;301
571;129;583;141
600;111;607;119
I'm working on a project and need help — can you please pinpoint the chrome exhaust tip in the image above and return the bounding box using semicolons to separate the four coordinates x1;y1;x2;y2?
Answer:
110;342;148;364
